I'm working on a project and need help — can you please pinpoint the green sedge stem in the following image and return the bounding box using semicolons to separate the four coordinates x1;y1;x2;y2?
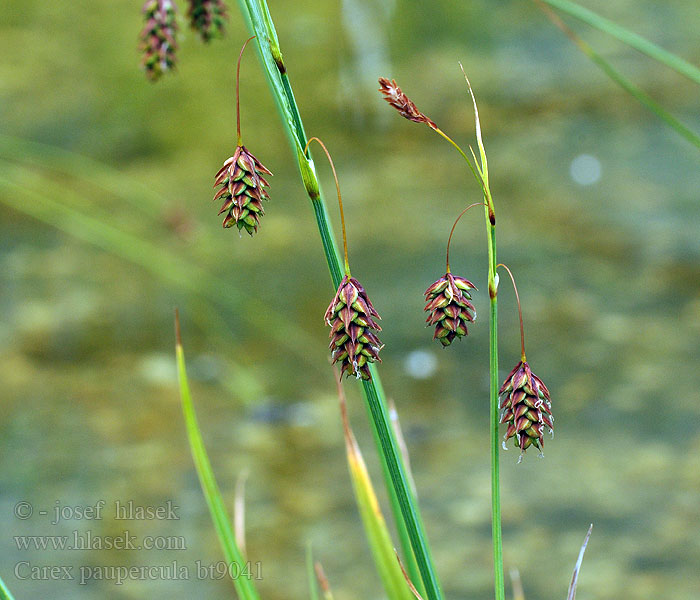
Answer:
304;137;351;276
430;118;504;600
236;35;256;145
497;264;526;363
445;202;486;273
238;1;440;596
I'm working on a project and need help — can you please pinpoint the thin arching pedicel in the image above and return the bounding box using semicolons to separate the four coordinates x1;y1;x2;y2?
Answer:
304;137;351;276
445;202;486;273
236;35;256;145
497;263;526;363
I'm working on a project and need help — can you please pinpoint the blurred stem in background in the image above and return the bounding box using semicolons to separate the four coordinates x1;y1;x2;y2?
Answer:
533;0;700;151
236;0;441;598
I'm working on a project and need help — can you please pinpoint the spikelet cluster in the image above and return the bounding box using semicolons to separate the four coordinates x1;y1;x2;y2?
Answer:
378;77;436;129
499;361;553;457
139;0;178;82
424;273;476;346
325;276;383;380
187;0;228;42
213;146;272;235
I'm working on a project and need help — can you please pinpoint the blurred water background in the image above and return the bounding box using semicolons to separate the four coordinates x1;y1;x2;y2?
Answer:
1;0;699;598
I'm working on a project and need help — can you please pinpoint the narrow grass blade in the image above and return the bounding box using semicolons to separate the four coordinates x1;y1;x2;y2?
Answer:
534;0;700;151
387;398;417;498
338;381;416;600
567;524;593;600
0;575;15;600
234;469;249;558
175;311;261;600
314;562;335;600
306;543;320;600
539;0;700;86
0;162;320;377
395;550;425;600
510;568;525;600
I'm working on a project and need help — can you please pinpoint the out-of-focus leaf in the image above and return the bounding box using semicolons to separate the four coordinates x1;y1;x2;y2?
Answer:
338;382;415;600
568;524;593;600
175;311;261;600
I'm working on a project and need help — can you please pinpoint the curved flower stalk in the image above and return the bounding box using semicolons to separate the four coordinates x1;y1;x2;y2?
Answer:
497;264;553;460
213;36;272;235
306;137;384;380
424;203;484;346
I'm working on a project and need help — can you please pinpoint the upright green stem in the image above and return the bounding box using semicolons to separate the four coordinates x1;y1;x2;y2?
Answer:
237;1;438;597
429;113;503;600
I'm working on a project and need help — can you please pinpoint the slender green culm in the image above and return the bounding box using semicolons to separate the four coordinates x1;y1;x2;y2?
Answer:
306;542;320;600
236;1;440;598
539;0;700;86
175;311;261;600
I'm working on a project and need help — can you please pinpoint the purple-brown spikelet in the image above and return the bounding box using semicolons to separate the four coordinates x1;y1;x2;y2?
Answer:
213;145;272;235
424;274;476;346
187;0;228;42
325;276;383;381
499;361;553;458
139;0;178;82
378;77;437;129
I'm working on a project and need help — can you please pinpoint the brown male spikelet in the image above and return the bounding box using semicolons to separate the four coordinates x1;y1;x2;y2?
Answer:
325;276;383;381
139;0;178;82
378;77;437;129
213;145;272;235
499;361;553;459
187;0;228;42
424;273;477;346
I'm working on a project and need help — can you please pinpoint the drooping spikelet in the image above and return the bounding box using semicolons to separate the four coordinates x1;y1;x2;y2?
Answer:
213;145;272;235
424;273;476;346
139;0;178;82
499;361;553;458
187;0;228;42
378;77;437;129
325;276;383;380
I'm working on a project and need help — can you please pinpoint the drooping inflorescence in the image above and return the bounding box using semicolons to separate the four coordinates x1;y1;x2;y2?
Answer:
325;275;383;380
213;146;272;234
187;0;228;42
424;275;476;346
497;264;553;460
304;137;383;381
212;36;273;235
424;203;483;346
499;361;553;457
378;77;436;129
139;0;179;82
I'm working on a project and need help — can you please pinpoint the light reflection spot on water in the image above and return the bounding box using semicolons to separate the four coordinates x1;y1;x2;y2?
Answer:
570;153;602;186
404;349;438;379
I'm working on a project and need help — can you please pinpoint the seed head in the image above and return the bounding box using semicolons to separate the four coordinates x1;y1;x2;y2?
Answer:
325;276;383;381
424;273;476;346
139;0;178;82
499;361;553;458
378;77;436;129
213;145;272;235
187;0;228;42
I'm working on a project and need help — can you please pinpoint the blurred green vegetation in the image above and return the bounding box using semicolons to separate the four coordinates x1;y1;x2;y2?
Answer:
1;1;699;599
